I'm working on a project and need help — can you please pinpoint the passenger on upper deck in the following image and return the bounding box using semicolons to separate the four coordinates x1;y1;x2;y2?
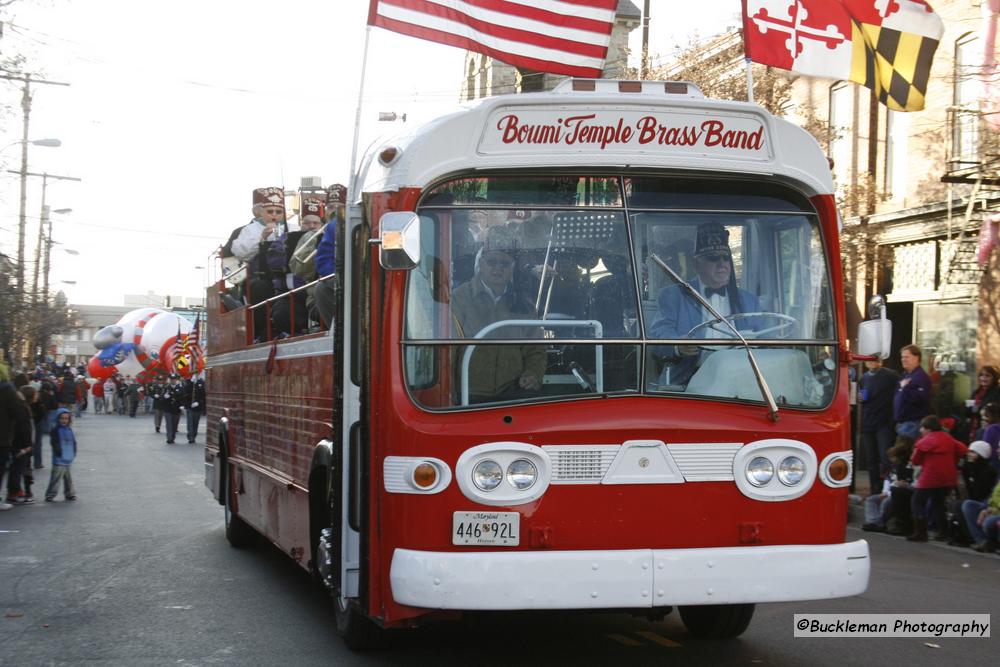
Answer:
650;223;761;385
271;197;326;337
314;184;345;329
232;187;285;341
451;225;546;403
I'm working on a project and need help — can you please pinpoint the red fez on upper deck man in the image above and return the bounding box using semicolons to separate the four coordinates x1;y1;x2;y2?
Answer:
253;187;284;208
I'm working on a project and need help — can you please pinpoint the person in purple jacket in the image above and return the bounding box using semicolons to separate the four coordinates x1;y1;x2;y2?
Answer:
893;344;933;441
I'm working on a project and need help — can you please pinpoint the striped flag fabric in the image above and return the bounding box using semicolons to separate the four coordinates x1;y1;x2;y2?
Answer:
368;0;619;78
742;0;944;111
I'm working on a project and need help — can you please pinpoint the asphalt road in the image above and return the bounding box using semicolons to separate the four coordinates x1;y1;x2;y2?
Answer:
1;410;997;666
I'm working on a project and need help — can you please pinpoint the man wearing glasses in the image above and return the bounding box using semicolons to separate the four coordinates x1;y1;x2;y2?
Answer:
451;224;546;403
650;223;760;385
232;187;285;341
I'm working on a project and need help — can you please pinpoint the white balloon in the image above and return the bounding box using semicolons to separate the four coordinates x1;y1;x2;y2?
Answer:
140;312;193;363
116;308;168;346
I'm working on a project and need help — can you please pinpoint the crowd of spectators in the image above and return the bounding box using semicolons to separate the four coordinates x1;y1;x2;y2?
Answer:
860;347;1000;554
0;355;208;509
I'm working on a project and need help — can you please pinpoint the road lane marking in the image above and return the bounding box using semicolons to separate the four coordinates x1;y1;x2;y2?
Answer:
636;631;682;647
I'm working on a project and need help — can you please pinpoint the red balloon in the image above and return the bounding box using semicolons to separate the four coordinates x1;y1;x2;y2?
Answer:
87;355;116;380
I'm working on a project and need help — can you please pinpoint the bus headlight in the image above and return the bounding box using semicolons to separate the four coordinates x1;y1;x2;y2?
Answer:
746;456;774;486
456;443;551;506
733;439;817;501
777;456;806;486
506;459;537;490
473;460;503;491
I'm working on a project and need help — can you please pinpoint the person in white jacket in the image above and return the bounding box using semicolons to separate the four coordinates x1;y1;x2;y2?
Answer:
232;187;285;341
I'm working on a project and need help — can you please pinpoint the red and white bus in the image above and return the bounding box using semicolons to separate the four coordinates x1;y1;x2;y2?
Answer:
205;79;884;647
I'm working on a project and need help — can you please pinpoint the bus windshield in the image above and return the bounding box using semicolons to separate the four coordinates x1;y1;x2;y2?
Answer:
403;175;837;411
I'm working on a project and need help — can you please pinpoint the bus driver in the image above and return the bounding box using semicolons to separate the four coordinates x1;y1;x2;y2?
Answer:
650;223;760;385
451;225;546;403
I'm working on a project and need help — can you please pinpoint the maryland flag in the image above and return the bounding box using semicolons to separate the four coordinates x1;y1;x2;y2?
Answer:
742;0;944;111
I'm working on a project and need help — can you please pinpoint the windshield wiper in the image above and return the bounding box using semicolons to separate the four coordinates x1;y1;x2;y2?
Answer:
648;253;779;422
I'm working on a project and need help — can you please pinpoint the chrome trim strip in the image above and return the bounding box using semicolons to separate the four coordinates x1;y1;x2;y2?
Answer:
206;335;333;368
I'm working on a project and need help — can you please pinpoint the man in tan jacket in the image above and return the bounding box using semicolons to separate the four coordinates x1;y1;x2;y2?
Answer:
451;225;546;404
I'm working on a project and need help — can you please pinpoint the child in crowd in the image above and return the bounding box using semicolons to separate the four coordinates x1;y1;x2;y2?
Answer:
908;415;968;542
45;408;78;502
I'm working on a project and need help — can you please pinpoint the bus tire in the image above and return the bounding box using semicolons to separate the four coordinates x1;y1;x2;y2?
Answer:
334;595;381;651
223;460;254;548
678;604;754;638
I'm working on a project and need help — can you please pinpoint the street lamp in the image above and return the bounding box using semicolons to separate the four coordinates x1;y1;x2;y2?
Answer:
0;138;61;152
40;206;75;304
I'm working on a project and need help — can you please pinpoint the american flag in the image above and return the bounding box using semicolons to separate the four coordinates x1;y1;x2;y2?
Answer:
368;0;619;78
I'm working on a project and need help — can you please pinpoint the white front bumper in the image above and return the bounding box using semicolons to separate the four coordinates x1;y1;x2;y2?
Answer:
390;540;870;610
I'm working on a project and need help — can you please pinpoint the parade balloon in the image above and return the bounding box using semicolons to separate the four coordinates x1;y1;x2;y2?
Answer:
87;355;115;380
87;307;203;380
141;311;204;378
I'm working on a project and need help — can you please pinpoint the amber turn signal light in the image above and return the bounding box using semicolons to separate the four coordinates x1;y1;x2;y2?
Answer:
412;462;438;489
827;458;849;482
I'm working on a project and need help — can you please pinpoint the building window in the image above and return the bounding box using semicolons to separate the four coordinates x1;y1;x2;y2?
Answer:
885;110;909;201
828;83;852;195
953;33;979;164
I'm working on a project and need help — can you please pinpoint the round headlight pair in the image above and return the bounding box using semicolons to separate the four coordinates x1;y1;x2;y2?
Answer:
746;456;806;487
472;459;537;492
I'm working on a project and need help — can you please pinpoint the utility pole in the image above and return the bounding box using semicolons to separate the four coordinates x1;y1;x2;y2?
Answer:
16;76;31;298
641;0;651;80
0;73;71;302
7;169;81;362
31;174;50;308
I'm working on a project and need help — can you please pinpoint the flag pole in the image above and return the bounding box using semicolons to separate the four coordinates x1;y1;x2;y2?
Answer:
740;0;754;104
744;57;754;104
347;25;373;208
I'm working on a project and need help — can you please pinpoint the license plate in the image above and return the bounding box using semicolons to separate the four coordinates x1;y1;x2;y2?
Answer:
452;511;520;546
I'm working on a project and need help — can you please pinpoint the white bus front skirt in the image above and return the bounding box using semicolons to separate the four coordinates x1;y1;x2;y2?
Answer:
390;540;869;610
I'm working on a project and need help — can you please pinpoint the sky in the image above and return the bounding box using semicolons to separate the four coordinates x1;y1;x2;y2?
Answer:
0;0;740;307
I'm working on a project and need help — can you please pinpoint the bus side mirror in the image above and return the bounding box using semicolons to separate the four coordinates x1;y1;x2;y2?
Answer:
857;295;892;359
378;212;421;270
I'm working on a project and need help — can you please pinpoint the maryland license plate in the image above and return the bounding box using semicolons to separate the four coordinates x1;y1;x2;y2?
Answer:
452;511;520;546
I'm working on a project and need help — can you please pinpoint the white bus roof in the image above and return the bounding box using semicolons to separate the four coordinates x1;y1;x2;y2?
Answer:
359;79;833;199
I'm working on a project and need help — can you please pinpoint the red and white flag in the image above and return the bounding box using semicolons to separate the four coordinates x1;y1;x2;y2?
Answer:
742;0;944;111
368;0;619;78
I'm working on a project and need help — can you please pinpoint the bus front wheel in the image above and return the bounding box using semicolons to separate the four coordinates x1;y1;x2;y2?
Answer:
334;594;380;650
678;604;755;638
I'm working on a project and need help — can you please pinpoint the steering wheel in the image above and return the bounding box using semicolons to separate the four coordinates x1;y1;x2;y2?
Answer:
684;312;798;349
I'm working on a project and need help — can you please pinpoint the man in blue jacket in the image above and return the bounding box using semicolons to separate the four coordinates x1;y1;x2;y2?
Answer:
893;344;933;440
314;183;345;329
650;223;761;386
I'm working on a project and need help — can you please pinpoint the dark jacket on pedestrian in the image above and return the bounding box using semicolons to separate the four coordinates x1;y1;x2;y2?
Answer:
184;379;206;411
0;380;18;452
893;365;932;424
163;383;184;415
861;367;899;433
56;377;77;404
961;455;998;501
